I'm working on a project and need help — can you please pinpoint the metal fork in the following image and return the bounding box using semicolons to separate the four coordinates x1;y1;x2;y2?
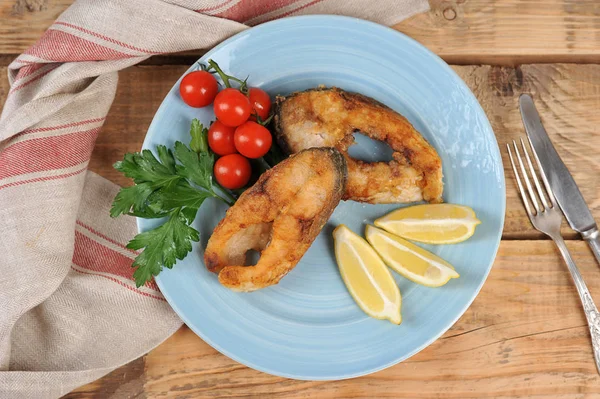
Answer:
507;138;600;374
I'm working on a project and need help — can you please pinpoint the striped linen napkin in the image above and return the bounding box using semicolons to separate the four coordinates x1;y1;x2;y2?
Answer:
0;0;428;397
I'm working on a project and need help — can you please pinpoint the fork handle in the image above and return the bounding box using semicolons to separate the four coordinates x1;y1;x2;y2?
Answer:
552;234;600;374
582;227;600;267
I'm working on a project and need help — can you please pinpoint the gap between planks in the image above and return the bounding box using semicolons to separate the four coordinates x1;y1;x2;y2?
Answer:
65;239;600;399
0;54;206;67
3;1;600;67
1;65;598;240
4;54;600;69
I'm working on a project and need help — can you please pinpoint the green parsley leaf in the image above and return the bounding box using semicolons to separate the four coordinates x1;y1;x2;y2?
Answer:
189;118;209;154
111;147;183;218
127;207;170;219
127;209;200;287
156;145;177;174
114;149;181;189
180;206;201;224
174;141;214;189
110;182;154;218
111;120;236;287
151;181;212;212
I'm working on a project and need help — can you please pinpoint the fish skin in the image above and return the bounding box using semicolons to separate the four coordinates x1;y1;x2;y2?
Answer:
274;87;443;204
204;147;347;292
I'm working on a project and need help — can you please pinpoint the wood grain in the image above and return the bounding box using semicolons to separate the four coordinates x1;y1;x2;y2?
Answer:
394;0;600;65
2;0;600;66
0;0;72;55
65;240;600;398
2;2;600;398
455;64;600;239
3;63;596;239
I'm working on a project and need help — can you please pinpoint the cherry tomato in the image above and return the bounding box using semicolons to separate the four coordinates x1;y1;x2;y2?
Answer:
214;154;251;189
249;88;272;121
213;88;251;127
179;71;218;108
234;121;273;159
208;121;237;156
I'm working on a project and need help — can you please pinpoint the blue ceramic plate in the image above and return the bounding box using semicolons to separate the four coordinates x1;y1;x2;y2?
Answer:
141;15;505;380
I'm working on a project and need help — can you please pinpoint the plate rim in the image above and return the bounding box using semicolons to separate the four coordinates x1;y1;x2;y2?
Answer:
140;14;506;380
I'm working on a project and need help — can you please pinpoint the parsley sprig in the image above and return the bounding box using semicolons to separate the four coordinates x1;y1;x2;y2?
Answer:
110;119;234;287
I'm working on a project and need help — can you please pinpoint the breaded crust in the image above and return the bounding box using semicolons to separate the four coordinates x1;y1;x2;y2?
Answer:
274;87;443;204
204;147;347;292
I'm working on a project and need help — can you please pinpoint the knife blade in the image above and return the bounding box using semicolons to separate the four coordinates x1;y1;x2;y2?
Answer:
519;93;600;265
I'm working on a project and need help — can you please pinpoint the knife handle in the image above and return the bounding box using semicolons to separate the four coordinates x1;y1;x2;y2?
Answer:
582;228;600;267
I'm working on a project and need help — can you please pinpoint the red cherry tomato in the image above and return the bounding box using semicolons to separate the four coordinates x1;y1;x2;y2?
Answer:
249;88;272;121
208;121;237;156
234;121;273;159
214;154;251;189
213;88;251;127
179;71;218;108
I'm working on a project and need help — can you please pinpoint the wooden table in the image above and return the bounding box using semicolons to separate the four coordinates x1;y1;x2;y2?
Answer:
2;1;600;397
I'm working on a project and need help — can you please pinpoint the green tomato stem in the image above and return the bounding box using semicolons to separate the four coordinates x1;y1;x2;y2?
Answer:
207;59;247;92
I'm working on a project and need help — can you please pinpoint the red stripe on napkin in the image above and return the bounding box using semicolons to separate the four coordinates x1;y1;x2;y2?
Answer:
76;220;138;255
20;118;106;136
71;267;165;301
0;166;87;191
25;30;134;62
54;22;160;55
9;64;60;94
217;0;300;22
73;230;160;291
14;63;46;82
0;128;99;179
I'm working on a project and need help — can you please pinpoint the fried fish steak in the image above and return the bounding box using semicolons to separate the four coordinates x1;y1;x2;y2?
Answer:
274;87;443;204
204;147;347;292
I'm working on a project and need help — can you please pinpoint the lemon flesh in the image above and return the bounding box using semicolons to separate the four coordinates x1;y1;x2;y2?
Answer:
333;225;401;324
366;225;459;287
374;204;481;244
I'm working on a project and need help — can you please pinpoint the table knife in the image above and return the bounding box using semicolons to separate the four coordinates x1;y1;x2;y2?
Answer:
519;94;600;265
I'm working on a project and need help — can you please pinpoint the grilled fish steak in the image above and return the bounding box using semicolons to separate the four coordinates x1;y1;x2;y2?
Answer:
274;88;443;204
204;147;347;292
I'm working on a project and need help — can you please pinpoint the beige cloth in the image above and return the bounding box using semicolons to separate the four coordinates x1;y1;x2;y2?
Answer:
0;0;429;397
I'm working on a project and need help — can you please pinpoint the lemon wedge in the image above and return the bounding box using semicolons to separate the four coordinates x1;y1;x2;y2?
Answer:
333;225;401;324
374;204;481;244
365;225;459;287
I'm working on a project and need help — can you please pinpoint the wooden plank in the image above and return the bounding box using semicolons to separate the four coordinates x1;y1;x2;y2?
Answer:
65;240;600;398
0;0;73;55
451;64;600;239
1;64;599;238
394;0;600;65
4;63;594;239
2;1;600;65
87;64;600;240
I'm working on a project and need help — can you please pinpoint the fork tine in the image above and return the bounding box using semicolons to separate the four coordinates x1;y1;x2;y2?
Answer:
526;135;557;207
513;140;541;213
507;143;534;217
520;137;550;210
